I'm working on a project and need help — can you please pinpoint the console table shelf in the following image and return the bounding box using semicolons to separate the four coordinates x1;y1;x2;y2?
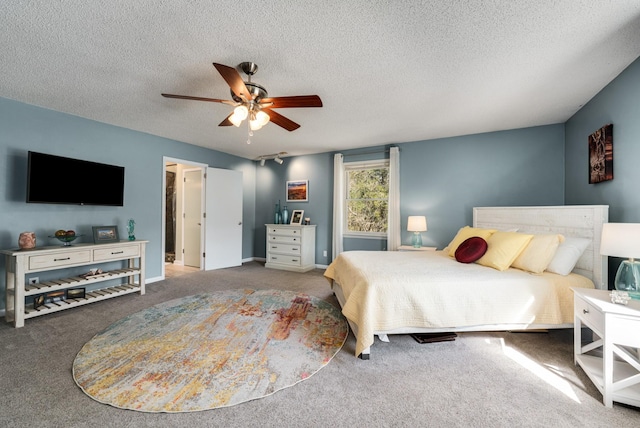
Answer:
2;240;147;327
24;283;141;319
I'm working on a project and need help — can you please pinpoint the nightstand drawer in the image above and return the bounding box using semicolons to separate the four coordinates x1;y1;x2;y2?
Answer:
575;294;604;334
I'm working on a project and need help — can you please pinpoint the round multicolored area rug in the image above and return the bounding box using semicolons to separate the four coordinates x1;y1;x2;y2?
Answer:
72;289;347;412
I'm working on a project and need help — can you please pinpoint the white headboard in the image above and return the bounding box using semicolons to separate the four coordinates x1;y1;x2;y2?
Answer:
473;205;609;290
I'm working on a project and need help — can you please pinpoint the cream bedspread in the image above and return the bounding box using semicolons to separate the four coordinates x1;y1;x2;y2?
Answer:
324;250;595;357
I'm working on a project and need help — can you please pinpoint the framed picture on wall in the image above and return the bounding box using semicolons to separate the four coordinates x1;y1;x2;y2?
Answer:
588;124;613;184
286;180;308;202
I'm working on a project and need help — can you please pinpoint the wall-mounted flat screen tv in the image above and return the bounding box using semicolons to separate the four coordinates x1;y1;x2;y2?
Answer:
27;151;125;206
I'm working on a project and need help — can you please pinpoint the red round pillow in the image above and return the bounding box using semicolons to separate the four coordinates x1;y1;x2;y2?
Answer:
455;236;488;263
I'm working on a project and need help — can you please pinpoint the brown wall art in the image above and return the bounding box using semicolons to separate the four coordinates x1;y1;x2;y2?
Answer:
588;124;613;184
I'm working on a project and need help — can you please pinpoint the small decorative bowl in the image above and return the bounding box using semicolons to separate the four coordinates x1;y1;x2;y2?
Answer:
50;235;82;246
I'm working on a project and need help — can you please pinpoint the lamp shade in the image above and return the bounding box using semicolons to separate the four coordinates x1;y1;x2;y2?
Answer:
600;223;640;258
407;216;427;232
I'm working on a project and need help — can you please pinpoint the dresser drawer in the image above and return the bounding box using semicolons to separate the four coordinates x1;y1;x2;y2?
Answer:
267;254;302;266
268;235;301;245
268;243;301;255
93;245;140;261
267;227;301;237
29;250;92;270
575;294;604;334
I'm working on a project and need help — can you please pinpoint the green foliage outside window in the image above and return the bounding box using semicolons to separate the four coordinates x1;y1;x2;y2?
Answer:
346;167;389;233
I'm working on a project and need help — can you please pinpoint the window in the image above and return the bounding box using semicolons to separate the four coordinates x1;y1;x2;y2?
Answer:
344;160;389;237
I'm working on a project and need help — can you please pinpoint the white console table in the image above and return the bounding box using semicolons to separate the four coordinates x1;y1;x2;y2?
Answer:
2;240;147;327
573;288;640;408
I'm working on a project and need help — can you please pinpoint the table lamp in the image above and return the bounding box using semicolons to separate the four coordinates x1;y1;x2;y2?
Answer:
600;222;640;298
407;216;427;248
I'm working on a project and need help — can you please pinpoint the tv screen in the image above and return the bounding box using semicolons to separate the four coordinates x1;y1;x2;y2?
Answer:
27;151;125;206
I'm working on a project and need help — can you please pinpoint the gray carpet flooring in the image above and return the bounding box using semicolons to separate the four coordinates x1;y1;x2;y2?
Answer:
1;261;638;427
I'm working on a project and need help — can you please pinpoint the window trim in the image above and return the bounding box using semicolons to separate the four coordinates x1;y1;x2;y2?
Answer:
343;159;390;238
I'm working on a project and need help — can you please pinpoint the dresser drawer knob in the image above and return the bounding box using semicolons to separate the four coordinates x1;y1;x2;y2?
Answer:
583;309;589;314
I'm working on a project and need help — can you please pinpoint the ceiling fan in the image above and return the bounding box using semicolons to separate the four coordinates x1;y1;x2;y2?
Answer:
162;62;322;135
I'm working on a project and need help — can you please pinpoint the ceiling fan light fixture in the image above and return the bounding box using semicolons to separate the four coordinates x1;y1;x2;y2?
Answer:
229;114;243;127
256;110;270;126
249;120;262;131
233;105;248;120
229;105;248;127
259;157;265;166
274;156;283;164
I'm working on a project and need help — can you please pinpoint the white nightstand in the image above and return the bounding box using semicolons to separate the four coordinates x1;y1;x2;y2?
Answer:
572;288;640;408
398;245;437;251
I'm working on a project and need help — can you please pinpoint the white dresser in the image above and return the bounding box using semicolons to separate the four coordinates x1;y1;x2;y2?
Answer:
573;288;640;408
265;224;316;272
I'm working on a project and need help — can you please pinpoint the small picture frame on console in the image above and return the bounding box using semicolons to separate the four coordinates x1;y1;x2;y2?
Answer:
66;288;86;300
92;225;119;243
33;294;45;309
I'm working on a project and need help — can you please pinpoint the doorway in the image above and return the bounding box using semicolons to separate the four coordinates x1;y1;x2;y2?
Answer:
162;157;206;277
161;156;244;279
183;168;202;268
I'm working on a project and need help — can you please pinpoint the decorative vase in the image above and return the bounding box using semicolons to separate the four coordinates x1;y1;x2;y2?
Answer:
127;219;136;241
18;232;36;250
282;206;289;224
274;203;281;224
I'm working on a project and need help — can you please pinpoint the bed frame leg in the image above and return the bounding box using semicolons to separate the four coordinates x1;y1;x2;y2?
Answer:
358;346;371;360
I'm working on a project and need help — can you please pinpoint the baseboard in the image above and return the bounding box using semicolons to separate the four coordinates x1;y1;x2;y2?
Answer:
315;263;329;269
146;275;164;284
251;257;267;263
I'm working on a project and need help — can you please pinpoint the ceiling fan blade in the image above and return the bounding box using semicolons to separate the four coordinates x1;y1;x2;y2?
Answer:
260;95;323;108
161;93;235;105
263;109;300;131
218;113;234;127
213;63;253;102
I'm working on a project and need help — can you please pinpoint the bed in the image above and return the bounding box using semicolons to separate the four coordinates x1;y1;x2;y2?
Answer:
324;205;609;359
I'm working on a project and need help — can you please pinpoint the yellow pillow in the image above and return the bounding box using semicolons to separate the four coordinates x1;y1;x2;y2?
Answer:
512;234;565;274
476;231;534;271
446;226;497;257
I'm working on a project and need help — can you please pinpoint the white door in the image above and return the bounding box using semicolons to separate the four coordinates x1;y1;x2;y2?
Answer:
183;169;202;268
204;167;243;270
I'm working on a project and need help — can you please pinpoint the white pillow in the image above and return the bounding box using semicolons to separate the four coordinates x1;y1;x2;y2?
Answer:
545;237;590;275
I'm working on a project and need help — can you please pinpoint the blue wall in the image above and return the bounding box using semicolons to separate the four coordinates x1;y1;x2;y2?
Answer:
255;125;566;262
565;56;640;287
0;98;256;310
565;57;640;220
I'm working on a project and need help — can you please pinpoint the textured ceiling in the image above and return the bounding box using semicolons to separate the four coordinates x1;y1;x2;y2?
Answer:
1;1;640;160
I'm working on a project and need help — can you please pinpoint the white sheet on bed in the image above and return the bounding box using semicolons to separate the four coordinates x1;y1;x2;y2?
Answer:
324;250;595;357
